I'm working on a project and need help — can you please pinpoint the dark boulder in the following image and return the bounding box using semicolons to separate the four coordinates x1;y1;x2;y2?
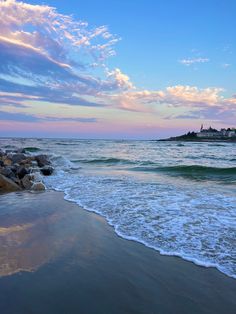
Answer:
21;174;34;189
17;148;27;154
0;174;21;192
35;155;51;167
12;153;26;164
40;166;54;176
16;166;29;179
5;149;17;154
0;149;53;193
10;164;18;174
0;166;15;179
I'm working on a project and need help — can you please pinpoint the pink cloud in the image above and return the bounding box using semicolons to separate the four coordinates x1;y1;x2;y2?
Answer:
0;1;235;135
0;0;118;62
0;0;130;108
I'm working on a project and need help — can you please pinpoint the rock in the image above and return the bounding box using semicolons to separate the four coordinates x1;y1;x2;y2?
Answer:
27;156;36;161
13;177;21;185
31;182;46;191
35;155;50;167
19;162;32;169
16;166;29;179
10;164;18;174
0;167;15;179
0;174;21;192
31;172;42;182
3;158;12;166
5;149;16;154
29;173;36;181
11;153;26;164
19;157;32;164
17;148;26;154
40;166;54;176
21;174;34;189
0;149;52;193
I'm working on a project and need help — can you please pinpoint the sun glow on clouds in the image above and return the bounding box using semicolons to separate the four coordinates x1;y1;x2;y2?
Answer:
0;0;235;138
0;0;127;103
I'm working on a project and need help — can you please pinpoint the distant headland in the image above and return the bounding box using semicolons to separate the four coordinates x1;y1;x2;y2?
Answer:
158;125;236;142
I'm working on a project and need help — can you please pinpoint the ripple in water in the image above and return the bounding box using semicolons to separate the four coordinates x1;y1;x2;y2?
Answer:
45;168;236;279
1;138;236;279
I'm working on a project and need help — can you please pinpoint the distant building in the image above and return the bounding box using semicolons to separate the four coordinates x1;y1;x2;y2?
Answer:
228;129;236;137
197;126;219;138
196;125;236;138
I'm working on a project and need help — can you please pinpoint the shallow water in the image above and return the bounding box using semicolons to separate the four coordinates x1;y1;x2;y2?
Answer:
1;138;236;279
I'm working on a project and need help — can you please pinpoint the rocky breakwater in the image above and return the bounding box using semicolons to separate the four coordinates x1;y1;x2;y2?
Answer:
0;148;54;193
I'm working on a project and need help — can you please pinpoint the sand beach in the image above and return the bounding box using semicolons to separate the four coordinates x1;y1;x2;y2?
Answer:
0;190;235;314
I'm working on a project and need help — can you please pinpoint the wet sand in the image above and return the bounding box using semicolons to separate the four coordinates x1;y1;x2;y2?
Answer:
0;190;235;314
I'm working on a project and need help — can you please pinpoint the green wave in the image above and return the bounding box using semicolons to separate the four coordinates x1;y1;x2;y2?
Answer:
131;165;236;180
72;157;136;165
23;147;41;152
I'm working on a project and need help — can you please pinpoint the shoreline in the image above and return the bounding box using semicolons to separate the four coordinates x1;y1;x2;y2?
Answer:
0;190;235;313
63;189;236;281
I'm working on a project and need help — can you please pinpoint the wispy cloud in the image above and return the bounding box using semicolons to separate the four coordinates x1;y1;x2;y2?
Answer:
221;63;231;69
0;110;97;123
112;85;236;123
0;1;235;130
0;0;132;109
0;110;40;122
113;86;223;110
179;57;209;66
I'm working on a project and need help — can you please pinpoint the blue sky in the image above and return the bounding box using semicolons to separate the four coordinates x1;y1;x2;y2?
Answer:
0;0;235;138
26;0;236;92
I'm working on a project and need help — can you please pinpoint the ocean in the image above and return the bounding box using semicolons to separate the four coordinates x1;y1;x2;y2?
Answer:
1;138;235;279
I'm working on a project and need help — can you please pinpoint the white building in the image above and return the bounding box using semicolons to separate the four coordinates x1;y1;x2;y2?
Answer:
196;126;219;138
228;130;236;137
196;125;236;138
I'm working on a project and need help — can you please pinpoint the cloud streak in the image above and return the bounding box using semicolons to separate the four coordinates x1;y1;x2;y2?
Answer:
179;57;209;66
0;110;97;123
0;0;132;109
0;0;235;131
113;86;236;123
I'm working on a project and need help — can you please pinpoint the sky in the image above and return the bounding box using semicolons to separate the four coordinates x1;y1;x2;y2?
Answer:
0;0;235;139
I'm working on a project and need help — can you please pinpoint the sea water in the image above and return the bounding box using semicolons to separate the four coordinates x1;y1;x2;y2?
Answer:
1;138;235;279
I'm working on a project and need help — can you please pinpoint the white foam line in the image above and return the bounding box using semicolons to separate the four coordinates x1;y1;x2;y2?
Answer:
45;180;236;281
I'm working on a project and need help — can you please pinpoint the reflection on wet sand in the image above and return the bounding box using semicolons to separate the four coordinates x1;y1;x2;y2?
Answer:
1;191;236;314
0;191;100;277
0;223;33;235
